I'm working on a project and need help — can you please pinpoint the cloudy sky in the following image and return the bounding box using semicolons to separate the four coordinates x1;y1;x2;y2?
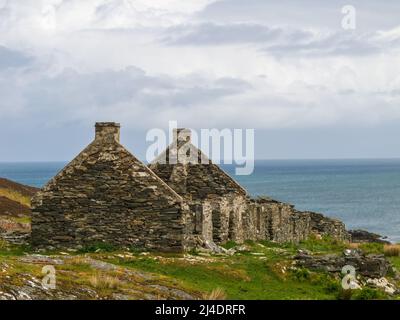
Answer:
1;0;400;161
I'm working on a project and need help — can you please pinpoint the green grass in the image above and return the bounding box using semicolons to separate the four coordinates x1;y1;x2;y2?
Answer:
388;256;400;270
114;257;335;299
104;238;399;300
11;216;31;224
0;238;397;300
258;236;346;255
0;242;32;256
77;242;117;253
352;287;387;300
358;243;384;254
221;241;238;250
108;240;344;300
297;236;347;254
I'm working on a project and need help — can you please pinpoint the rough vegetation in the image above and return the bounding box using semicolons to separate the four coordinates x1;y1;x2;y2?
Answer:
0;178;37;244
0;178;399;300
0;177;37;217
0;237;399;300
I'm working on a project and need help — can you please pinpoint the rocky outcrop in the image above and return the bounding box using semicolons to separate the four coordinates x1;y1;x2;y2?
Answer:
295;249;392;278
366;278;398;295
0;218;30;245
349;229;390;244
0;255;196;300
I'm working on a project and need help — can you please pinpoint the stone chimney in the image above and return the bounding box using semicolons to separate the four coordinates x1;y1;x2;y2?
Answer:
173;128;191;145
95;122;120;143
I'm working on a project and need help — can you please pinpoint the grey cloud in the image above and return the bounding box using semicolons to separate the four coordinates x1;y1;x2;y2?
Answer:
163;22;393;57
163;23;312;46
0;46;33;69
199;0;400;32
264;32;382;57
1;66;251;125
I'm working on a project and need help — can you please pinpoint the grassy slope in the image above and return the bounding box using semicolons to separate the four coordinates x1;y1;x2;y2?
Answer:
107;239;348;300
111;250;334;299
0;189;32;207
0;238;399;300
0;178;38;227
0;178;38;207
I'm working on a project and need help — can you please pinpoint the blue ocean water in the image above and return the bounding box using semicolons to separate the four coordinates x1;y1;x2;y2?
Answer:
0;159;399;242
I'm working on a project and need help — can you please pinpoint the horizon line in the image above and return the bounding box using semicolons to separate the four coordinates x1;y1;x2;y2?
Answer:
1;157;400;163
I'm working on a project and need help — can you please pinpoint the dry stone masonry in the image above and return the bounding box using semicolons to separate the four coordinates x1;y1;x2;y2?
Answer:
150;128;349;248
31;124;350;251
31;123;193;251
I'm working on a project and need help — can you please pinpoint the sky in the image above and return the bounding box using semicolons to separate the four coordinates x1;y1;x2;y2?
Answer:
0;0;400;161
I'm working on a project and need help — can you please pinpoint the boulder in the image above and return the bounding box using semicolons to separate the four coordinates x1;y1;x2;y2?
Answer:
366;277;398;295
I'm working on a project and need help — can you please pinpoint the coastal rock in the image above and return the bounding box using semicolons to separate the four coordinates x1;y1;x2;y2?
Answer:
349;229;390;244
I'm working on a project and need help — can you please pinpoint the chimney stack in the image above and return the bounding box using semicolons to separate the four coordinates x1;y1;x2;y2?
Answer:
95;122;120;143
173;128;191;145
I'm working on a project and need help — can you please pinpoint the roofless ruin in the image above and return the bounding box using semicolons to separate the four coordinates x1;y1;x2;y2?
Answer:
31;123;348;251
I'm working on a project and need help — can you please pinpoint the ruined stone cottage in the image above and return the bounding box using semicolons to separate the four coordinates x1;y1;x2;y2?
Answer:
31;123;193;251
31;123;349;251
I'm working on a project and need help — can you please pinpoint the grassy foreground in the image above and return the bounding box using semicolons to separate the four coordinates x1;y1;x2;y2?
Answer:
0;237;399;300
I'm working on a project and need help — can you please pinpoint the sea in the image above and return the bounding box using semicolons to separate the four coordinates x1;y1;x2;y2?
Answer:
0;159;399;243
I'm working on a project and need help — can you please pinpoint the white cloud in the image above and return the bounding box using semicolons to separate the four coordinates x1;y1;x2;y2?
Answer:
0;0;400;160
162;22;400;58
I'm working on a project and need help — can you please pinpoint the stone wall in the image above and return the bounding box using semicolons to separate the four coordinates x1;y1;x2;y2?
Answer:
242;198;349;244
228;196;246;243
190;195;247;245
211;196;230;244
289;211;312;243
150;163;350;248
31;123;191;252
187;202;219;249
306;211;349;241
